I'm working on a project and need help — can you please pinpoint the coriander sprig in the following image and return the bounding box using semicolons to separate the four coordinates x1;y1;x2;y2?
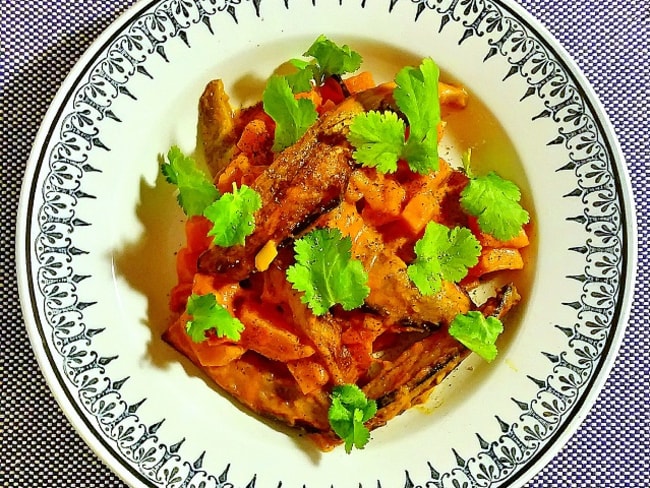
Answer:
203;183;262;247
347;57;441;175
407;222;482;296
286;228;370;316
185;293;245;342
161;145;220;216
328;384;377;453
263;35;363;151
262;75;319;152
460;151;530;241
448;310;504;362
297;34;363;85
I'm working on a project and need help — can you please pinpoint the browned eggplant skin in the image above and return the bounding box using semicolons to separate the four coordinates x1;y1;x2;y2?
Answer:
199;79;237;174
196;84;398;281
197;98;364;281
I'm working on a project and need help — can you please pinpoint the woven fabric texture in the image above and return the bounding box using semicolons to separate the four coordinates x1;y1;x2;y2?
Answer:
3;0;648;487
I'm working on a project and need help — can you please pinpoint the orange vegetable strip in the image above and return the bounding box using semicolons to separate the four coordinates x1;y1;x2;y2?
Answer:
238;302;316;362
341;314;388;379
343;71;376;94
400;193;436;235
469;248;524;278
345;342;372;378
400;159;452;234
341;314;386;345
176;247;198;284
192;275;242;315
216;153;251;193
170;277;245;352
169;282;193;314
190;341;247;367
348;169;405;216
468;217;530;249
185;215;213;253
237;119;270;155
165;312;243;371
175;216;212;287
287;358;330;395
403;158;451;200
482;228;529;249
438;82;468;108
163;316;199;360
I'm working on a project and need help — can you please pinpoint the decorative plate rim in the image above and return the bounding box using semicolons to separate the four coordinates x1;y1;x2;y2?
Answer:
16;1;637;487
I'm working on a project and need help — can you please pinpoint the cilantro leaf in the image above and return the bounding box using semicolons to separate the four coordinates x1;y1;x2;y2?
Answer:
161;145;220;216
203;184;262;247
346;58;441;175
393;57;441;174
400;127;439;175
185;293;245;342
347;110;405;173
328;384;377;453
262;36;362;151
262;75;318;151
407;222;481;296
285;59;315;93
394;58;440;140
460;171;530;241
284;36;363;93
304;34;363;83
448;310;504;362
286;228;370;316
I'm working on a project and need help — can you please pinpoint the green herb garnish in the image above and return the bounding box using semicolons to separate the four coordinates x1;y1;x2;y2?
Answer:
460;168;530;241
347;110;405;173
286;228;370;316
161;145;220;216
448;310;504;362
185;293;245;342
348;57;441;174
262;75;319;152
263;35;363;151
203;183;262;247
299;34;363;84
407;222;481;296
328;384;377;453
393;57;441;173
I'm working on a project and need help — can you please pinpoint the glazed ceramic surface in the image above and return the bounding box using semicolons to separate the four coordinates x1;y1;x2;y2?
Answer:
17;1;635;487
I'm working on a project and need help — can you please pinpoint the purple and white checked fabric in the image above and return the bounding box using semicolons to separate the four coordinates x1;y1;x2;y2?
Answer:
3;1;648;486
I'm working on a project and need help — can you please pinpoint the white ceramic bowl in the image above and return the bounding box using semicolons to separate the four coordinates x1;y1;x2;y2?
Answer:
16;1;636;487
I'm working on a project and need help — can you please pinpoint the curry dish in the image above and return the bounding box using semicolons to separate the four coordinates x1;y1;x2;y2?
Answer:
162;42;530;451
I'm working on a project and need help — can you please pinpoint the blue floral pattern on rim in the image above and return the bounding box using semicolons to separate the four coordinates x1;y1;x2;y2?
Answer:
27;0;627;486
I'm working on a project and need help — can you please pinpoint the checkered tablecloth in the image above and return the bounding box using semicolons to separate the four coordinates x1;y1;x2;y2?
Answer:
3;1;648;486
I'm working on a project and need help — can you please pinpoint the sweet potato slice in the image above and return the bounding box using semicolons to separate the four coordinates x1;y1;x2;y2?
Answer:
238;302;315;362
287;358;330;395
